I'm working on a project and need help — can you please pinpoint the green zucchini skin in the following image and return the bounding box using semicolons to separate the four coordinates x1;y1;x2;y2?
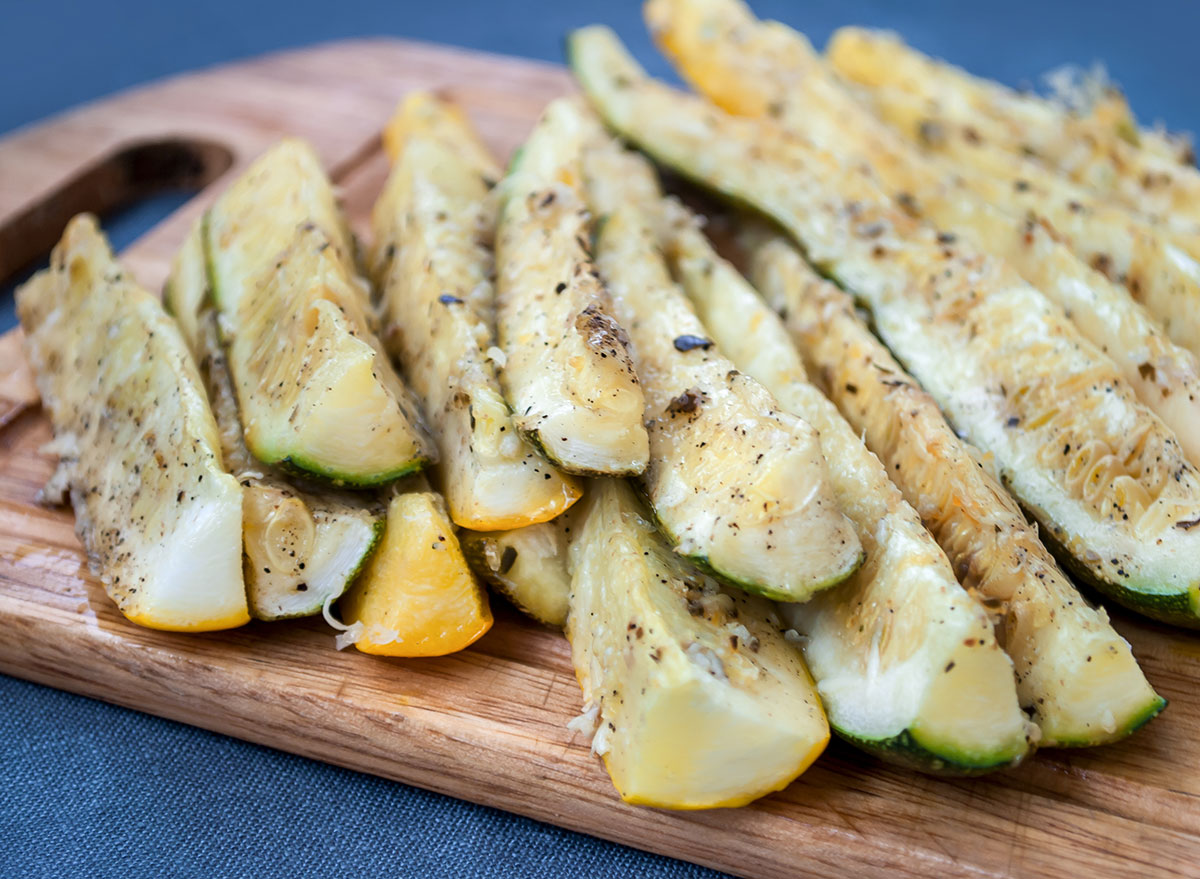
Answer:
627;470;856;601
269;454;428;490
835;729;1027;777
1044;696;1166;749
1035;518;1200;629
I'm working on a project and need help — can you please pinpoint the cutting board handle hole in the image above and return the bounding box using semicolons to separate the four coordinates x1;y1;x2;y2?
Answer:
0;138;233;290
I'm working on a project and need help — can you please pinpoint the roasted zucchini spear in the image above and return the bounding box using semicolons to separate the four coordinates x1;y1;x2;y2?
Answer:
165;223;382;621
846;75;1200;245
206;139;435;486
569;25;1200;625
645;0;1200;467
748;231;1164;747
371;92;581;530
335;482;493;657
582;133;862;601
828;64;1200;361
493;97;649;476
460;507;576;628
658;206;1033;766
566;478;829;808
17;215;248;631
826;27;1200;225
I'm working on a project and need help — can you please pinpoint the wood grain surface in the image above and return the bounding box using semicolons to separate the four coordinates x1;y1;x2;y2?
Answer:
1;39;1198;879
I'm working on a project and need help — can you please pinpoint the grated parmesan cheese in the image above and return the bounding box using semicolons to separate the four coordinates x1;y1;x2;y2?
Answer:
322;594;399;650
783;628;807;648
685;641;729;682
485;346;507;369
567;702;600;737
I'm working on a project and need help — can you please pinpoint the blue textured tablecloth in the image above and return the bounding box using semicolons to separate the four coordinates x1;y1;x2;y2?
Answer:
3;2;1197;876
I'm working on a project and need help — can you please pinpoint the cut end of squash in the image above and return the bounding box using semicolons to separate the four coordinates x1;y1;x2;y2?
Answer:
338;490;492;656
383;91;499;180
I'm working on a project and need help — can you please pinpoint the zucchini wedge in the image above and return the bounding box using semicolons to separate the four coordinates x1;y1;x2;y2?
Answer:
583;137;862;601
371;93;582;530
569;27;1200;626
566;478;829;808
661;206;1033;766
826;27;1200;225
336;482;493;657
165;223;382;621
494;97;649;476
16;215;247;631
749;232;1163;747
460;507;576;627
206;138;435;486
644;0;1200;466
849;76;1200;247
838;79;1200;360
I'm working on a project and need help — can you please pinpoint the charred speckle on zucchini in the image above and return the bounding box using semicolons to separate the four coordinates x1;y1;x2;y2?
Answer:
673;334;713;352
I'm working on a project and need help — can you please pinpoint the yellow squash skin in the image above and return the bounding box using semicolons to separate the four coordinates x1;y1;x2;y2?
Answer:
372;93;581;530
569;26;1200;625
206;139;434;486
566;479;829;808
583;139;861;600
17;215;247;631
493;97;650;476
645;0;1200;468
750;234;1163;747
826;27;1200;225
338;487;492;657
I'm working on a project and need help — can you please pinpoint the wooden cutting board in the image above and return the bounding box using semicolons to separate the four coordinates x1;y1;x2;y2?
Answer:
1;39;1198;879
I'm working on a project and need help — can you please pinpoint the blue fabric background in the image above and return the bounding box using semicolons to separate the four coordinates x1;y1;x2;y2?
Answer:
2;2;1198;876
